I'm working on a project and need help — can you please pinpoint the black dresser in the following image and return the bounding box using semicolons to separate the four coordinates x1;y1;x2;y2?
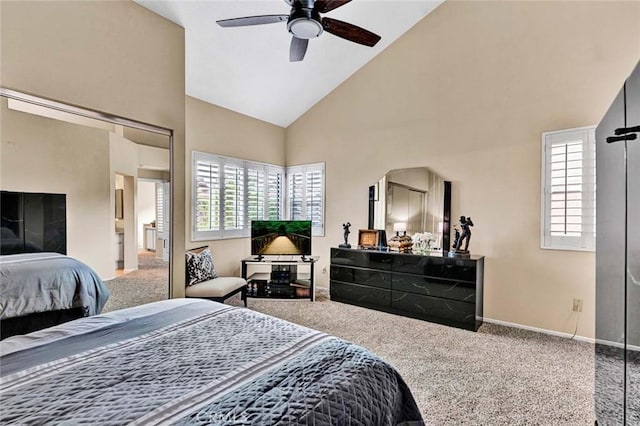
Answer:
330;248;484;331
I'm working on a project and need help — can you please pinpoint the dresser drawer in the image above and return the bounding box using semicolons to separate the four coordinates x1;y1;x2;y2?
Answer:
331;265;391;289
354;269;391;289
330;265;355;283
331;281;391;308
392;274;475;302
392;255;476;282
330;248;393;270
391;291;475;325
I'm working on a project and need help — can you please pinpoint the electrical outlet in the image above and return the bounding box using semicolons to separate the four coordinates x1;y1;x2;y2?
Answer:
573;298;583;312
322;266;327;274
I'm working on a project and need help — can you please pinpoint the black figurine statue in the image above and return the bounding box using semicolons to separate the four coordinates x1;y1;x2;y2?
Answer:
339;222;352;248
454;216;474;252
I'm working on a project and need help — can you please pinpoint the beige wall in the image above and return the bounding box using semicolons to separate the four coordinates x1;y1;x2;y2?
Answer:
185;96;286;276
138;144;170;171
0;0;186;296
286;1;640;339
137;181;156;248
0;99;114;279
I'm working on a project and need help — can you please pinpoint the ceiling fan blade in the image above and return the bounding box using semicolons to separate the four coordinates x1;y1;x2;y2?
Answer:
290;36;309;62
322;18;381;47
216;15;289;28
315;0;351;13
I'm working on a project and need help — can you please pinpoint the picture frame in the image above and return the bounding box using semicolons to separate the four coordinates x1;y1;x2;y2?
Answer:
358;229;386;249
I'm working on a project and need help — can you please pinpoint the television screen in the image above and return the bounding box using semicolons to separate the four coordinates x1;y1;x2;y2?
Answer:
251;220;312;256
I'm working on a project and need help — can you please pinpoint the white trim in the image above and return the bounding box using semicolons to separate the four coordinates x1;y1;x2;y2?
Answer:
484;318;640;351
482;317;595;344
540;125;596;252
593;339;640;352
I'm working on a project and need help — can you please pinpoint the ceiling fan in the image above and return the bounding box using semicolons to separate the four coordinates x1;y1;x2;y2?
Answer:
216;0;381;62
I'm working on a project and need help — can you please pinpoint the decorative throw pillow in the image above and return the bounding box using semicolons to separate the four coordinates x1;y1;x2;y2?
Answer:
186;247;218;286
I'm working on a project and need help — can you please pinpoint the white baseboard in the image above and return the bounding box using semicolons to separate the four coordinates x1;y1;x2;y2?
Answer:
483;317;595;344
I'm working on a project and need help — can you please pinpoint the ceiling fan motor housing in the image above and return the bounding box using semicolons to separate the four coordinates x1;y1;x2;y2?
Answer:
287;4;323;39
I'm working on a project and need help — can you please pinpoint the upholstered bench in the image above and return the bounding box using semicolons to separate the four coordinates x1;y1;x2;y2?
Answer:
185;246;247;306
185;276;247;306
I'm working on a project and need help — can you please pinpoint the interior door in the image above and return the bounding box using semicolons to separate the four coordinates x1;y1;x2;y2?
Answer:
625;60;640;425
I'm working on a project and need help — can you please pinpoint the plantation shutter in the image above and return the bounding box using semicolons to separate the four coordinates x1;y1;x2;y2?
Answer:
541;127;596;250
223;159;245;237
191;151;286;240
247;166;265;222
288;171;305;221
306;167;324;235
266;167;284;220
192;152;221;239
287;163;325;236
155;182;164;238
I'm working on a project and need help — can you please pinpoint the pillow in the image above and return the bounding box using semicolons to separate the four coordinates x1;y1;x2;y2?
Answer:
186;247;218;286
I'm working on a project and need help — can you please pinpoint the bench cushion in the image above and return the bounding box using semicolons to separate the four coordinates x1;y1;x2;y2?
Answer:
185;277;246;298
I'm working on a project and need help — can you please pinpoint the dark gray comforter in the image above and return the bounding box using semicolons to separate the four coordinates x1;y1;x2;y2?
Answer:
0;252;109;319
0;299;423;425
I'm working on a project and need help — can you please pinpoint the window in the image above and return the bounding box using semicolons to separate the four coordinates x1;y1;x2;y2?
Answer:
192;153;324;240
155;182;167;238
155;183;164;237
192;152;284;240
287;163;325;236
541;126;596;251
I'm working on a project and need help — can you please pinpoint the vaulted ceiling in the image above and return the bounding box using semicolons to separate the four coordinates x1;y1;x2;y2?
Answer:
135;0;444;127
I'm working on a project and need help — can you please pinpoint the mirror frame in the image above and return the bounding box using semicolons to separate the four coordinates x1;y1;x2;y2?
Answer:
0;87;175;296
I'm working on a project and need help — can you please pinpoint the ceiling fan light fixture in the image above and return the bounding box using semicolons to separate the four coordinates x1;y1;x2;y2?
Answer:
288;17;323;39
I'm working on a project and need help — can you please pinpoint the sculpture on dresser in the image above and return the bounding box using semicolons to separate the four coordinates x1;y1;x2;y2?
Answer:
339;222;352;248
450;216;474;256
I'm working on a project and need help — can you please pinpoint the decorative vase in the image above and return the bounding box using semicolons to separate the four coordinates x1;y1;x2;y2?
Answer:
414;240;429;253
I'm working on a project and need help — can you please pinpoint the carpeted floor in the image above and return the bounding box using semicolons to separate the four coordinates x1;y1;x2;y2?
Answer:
102;255;595;425
102;251;169;313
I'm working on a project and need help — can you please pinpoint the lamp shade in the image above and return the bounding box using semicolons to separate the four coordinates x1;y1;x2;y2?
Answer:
393;222;407;233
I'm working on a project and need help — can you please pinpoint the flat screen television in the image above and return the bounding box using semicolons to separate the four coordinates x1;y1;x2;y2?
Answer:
251;220;312;258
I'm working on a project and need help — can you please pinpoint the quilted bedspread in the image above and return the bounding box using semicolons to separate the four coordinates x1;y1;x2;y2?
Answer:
0;252;109;319
0;299;423;425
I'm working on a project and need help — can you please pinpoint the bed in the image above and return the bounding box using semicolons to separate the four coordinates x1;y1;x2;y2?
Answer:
0;298;424;425
0;252;110;339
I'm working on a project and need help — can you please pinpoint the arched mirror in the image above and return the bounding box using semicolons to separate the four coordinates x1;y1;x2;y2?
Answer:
368;167;451;252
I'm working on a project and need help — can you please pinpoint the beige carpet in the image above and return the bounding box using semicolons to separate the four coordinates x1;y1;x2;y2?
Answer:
101;257;595;425
102;251;169;313
234;293;594;425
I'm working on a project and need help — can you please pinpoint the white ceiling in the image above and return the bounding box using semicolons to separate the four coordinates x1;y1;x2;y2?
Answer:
135;0;444;127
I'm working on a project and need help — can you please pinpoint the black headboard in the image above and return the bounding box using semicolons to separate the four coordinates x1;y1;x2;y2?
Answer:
0;191;67;255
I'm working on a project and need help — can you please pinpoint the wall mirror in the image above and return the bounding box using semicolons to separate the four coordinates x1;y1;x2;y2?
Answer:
368;167;451;252
0;88;173;309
